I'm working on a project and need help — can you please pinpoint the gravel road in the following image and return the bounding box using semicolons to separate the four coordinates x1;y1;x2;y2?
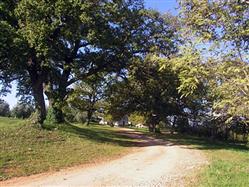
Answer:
1;129;207;187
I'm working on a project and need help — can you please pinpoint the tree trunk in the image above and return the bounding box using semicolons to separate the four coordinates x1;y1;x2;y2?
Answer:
147;115;158;133
86;110;93;126
149;123;156;132
28;55;47;126
53;107;64;123
45;80;66;124
224;124;228;140
171;116;176;134
32;81;46;125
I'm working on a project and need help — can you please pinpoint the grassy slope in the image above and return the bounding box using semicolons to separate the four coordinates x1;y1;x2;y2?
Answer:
1;118;248;185
137;128;249;187
0;117;135;181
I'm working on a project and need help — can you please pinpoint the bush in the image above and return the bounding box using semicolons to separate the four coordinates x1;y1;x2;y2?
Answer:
62;105;77;122
11;103;34;119
0;99;10;117
44;107;58;124
74;112;87;123
129;113;146;125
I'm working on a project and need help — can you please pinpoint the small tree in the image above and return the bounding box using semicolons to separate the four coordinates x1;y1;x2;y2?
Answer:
0;99;10;117
67;75;107;125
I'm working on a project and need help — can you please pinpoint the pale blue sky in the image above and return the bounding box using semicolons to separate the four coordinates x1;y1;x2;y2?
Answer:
1;0;179;108
145;0;178;14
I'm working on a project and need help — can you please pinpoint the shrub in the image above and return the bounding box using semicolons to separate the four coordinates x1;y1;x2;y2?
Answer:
44;107;57;124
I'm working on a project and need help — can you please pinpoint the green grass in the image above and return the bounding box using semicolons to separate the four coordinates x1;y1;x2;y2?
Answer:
0;117;24;129
198;147;249;187
1;118;248;186
0;117;135;181
139;129;249;187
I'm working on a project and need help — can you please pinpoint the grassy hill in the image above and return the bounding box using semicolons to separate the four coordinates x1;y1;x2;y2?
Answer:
0;117;135;180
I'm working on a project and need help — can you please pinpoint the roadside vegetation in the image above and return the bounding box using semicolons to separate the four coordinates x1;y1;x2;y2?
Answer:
1;117;247;185
137;128;249;187
0;117;135;181
0;0;248;186
168;135;248;187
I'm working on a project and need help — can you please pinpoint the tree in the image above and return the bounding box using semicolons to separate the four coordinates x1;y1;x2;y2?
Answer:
107;55;183;132
177;0;249;122
1;0;176;125
67;75;107;125
178;0;248;61
0;99;10;117
208;60;249;120
11;103;34;119
0;0;49;124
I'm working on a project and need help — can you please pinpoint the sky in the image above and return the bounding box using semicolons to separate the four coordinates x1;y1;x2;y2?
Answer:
1;0;179;109
144;0;178;15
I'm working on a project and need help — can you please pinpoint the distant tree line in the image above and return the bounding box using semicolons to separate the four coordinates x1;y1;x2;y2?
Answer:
0;99;34;119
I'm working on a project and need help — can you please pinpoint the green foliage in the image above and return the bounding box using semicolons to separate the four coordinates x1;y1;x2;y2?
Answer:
153;1;249;138
44;107;57;125
104;114;114;124
162;43;249;136
129;113;146;125
1;0;177;124
11;103;34;119
209;60;249;119
62;105;77;123
67;75;106;123
0;100;10;117
179;0;248;60
165;45;208;98
74;112;87;124
108;54;182;131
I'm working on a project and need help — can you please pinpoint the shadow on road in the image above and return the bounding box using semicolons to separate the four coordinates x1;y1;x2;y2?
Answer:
60;124;173;147
60;123;248;151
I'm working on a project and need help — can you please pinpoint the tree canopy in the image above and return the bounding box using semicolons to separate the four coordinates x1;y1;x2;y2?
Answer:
0;0;248;140
0;0;176;125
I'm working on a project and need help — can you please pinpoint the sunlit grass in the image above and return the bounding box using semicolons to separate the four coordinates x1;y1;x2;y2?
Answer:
199;148;249;187
0;117;24;128
145;128;249;187
0;117;133;180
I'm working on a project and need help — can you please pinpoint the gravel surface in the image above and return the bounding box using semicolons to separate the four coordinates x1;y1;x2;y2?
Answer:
1;129;208;187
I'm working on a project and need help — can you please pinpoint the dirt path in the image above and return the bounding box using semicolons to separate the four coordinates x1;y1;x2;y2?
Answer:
1;129;208;187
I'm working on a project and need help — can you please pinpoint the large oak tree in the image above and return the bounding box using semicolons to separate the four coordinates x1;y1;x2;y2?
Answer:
0;0;175;125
